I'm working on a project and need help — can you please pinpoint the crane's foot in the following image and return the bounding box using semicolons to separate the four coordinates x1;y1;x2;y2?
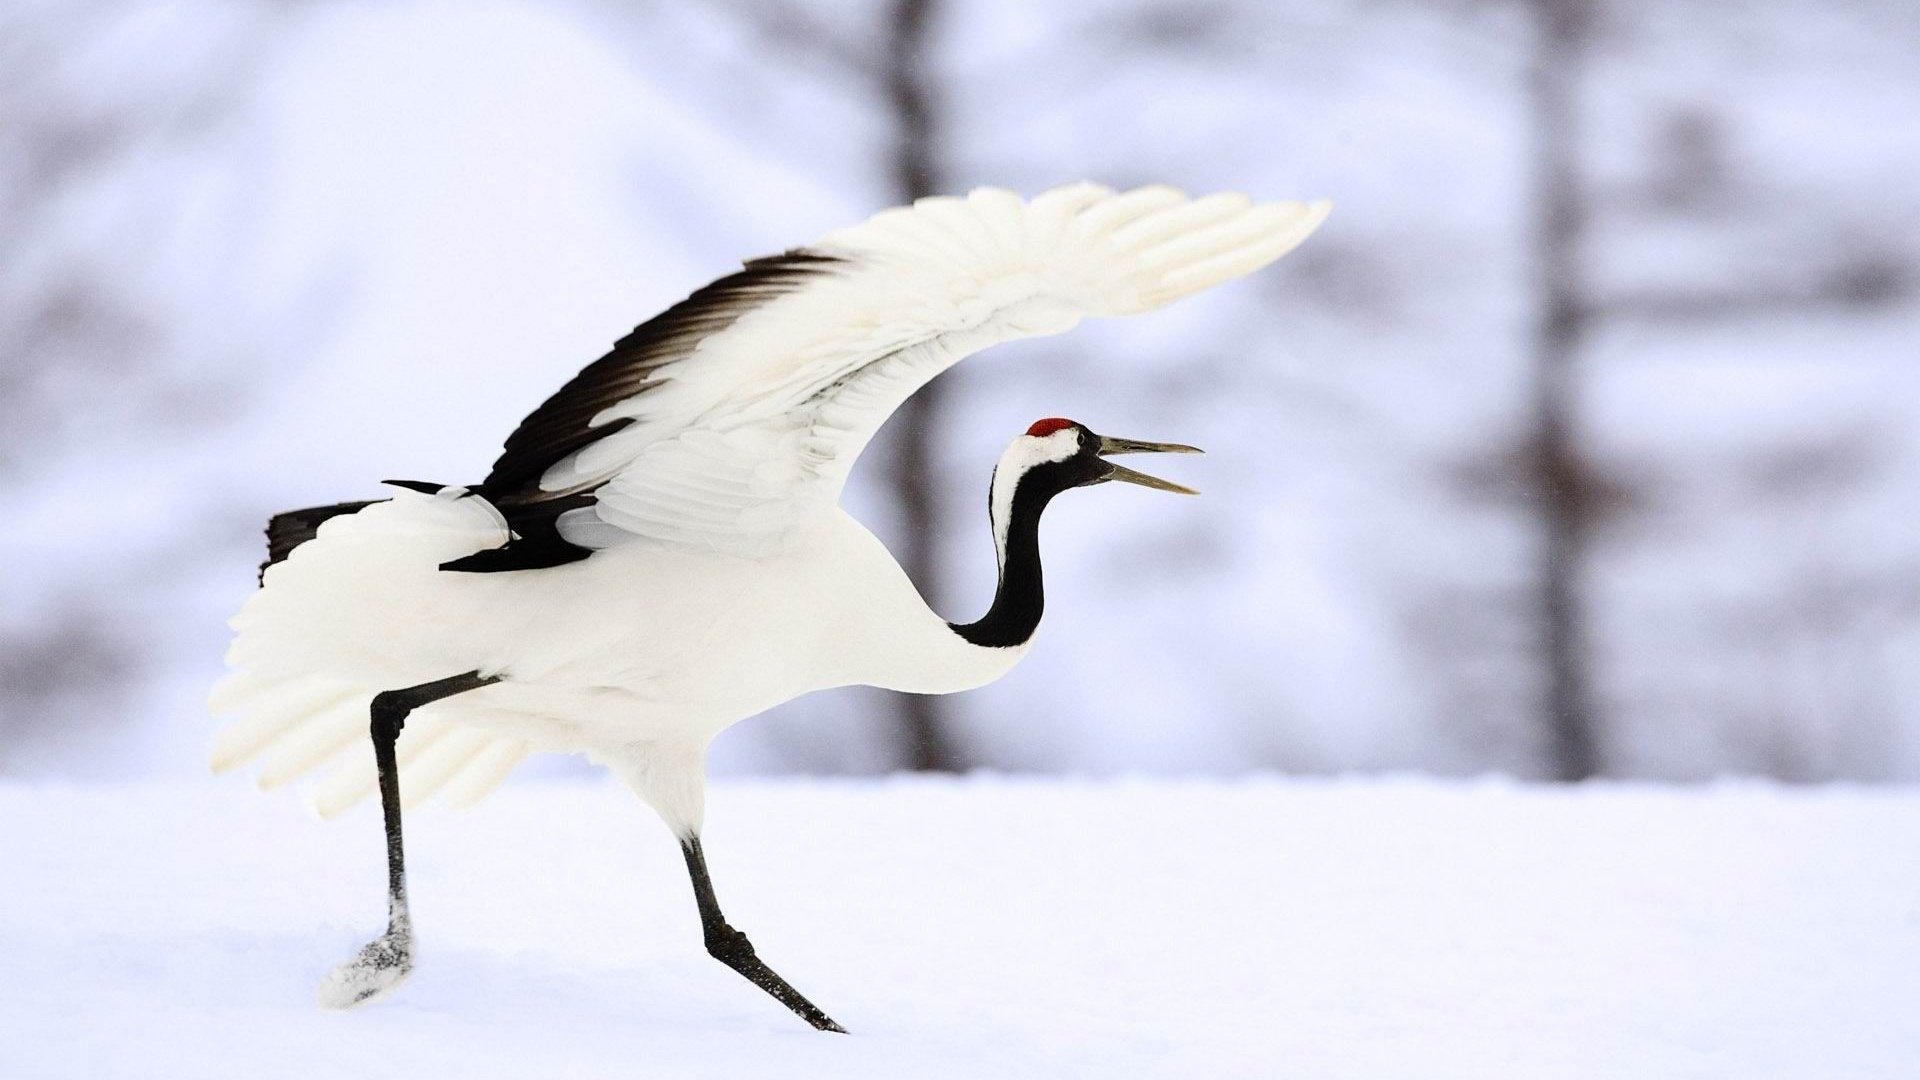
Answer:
316;928;412;1010
706;924;846;1033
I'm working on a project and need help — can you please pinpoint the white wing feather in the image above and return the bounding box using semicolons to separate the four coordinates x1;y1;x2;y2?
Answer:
538;183;1329;553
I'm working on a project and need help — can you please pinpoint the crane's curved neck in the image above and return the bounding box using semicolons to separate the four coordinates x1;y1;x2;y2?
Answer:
949;467;1061;649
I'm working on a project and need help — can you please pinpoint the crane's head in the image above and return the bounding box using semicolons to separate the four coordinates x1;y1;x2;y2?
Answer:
989;418;1202;548
1014;417;1202;494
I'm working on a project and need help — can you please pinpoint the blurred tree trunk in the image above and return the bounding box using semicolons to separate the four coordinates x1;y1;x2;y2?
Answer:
880;0;965;772
1526;0;1602;780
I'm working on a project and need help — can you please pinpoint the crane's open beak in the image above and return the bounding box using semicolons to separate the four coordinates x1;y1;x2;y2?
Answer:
1095;434;1203;495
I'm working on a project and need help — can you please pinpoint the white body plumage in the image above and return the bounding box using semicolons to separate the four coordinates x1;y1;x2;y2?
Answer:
215;495;1022;832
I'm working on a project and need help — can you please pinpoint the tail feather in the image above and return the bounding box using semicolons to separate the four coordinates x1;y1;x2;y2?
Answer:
215;684;532;817
440;738;531;809
207;670;268;717
401;727;495;810
254;697;365;790
210;677;353;773
218;486;531;815
397;719;456;771
311;753;379;820
261;501;379;583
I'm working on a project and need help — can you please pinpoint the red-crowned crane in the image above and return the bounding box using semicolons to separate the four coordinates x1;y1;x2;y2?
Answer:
210;183;1330;1031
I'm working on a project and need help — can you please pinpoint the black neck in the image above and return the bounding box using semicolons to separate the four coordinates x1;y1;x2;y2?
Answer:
949;470;1061;649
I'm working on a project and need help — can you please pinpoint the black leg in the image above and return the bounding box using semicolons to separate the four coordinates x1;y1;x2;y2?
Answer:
316;670;496;1009
681;836;846;1032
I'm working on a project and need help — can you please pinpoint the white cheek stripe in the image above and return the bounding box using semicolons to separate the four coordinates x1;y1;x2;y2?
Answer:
990;429;1081;562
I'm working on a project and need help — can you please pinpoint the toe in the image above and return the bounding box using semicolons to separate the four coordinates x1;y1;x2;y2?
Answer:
316;937;412;1010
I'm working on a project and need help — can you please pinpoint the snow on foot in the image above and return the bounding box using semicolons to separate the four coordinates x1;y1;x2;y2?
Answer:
316;932;412;1010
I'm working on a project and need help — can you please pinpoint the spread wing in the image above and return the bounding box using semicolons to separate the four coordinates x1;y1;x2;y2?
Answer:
461;183;1330;567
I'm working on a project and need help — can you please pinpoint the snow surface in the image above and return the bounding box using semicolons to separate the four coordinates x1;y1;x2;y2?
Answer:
3;777;1916;1079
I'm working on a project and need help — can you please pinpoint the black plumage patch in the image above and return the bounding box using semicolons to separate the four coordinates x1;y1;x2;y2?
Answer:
438;533;591;573
949;454;1102;649
381;479;445;495
438;493;596;573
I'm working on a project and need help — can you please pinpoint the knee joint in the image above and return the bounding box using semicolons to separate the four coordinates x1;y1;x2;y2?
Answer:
705;923;756;964
370;691;411;742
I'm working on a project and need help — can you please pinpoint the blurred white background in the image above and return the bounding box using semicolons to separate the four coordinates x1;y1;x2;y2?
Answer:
3;0;1917;784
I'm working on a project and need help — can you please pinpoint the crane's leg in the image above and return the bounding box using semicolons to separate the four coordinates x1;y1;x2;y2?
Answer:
316;670;496;1009
680;835;846;1032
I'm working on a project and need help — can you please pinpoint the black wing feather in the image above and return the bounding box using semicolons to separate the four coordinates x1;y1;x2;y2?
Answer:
475;251;844;505
445;250;845;573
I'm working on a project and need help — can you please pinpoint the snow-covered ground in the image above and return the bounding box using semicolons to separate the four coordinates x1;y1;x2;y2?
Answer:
4;777;1915;1078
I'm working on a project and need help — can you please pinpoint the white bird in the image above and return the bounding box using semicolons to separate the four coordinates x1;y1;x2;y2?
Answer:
210;182;1329;1030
